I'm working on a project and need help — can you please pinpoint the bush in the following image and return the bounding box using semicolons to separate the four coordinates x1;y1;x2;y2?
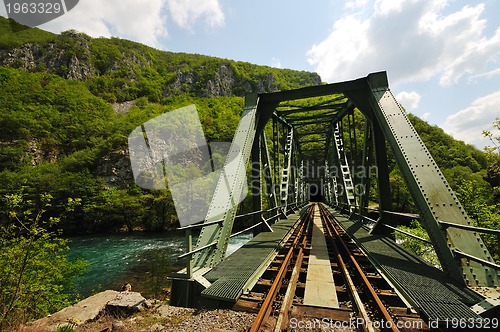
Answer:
0;192;87;330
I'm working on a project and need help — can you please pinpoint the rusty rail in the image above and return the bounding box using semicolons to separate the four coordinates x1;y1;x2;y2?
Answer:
319;204;399;332
249;205;313;332
320;206;374;331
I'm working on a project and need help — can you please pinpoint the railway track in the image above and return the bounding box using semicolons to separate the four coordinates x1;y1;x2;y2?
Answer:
234;203;430;331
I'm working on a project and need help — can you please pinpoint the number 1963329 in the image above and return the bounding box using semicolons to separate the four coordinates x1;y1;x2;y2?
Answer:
5;2;63;14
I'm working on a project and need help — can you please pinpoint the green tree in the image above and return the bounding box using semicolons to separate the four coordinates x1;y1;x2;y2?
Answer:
396;220;440;267
142;190;176;230
483;117;500;156
0;192;87;330
483;117;500;200
454;179;500;263
101;188;146;232
389;169;415;212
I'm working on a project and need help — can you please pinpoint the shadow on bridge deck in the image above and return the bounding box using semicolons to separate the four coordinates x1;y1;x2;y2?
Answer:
199;208;306;303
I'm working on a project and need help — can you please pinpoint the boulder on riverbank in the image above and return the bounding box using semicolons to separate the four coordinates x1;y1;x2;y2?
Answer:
25;290;119;331
22;290;150;331
106;291;151;316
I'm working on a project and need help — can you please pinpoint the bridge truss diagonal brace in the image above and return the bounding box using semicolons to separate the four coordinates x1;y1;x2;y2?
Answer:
364;73;499;287
193;94;260;268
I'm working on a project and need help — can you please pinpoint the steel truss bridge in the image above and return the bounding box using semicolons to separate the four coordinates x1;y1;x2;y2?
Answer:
170;72;500;327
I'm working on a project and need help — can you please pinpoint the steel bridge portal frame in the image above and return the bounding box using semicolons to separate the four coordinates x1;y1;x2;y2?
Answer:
184;71;498;293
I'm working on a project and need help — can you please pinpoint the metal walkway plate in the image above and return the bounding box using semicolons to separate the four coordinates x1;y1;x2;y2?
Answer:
303;206;339;308
201;211;302;302
325;207;483;323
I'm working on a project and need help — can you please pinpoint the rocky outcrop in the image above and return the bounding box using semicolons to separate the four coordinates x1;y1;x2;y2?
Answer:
164;63;304;98
205;64;236;97
0;23;321;97
0;36;95;80
24;291;255;332
94;149;134;188
112;100;137;114
164;69;196;96
28;139;59;165
0;39;318;98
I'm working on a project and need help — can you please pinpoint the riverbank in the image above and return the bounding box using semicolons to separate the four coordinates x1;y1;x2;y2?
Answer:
71;306;255;332
20;290;255;332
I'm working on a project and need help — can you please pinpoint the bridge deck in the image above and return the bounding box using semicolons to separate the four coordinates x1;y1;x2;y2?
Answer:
201;210;303;302
325;207;483;322
303;205;339;308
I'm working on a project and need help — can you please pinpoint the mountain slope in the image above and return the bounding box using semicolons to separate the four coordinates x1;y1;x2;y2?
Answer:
0;17;321;102
0;16;495;235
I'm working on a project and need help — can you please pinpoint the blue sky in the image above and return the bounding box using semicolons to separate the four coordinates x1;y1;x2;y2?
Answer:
1;0;499;148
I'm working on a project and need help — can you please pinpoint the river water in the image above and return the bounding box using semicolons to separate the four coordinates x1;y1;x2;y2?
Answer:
67;231;253;299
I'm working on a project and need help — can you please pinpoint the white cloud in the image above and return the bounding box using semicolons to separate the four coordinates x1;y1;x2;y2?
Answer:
1;0;225;48
166;0;224;30
271;57;282;68
395;91;421;110
307;15;372;82
468;67;500;83
345;0;369;10
421;112;431;121
307;0;500;86
38;0;169;48
374;0;414;16
443;90;500;147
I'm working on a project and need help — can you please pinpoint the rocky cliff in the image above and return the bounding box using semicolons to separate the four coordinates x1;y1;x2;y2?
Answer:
0;31;95;80
0;24;322;100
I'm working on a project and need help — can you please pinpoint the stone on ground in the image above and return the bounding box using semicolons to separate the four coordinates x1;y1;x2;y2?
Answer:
27;290;119;331
106;291;151;316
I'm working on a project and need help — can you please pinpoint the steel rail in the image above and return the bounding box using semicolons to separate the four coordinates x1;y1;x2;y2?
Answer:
320;205;374;332
249;205;313;332
274;218;308;332
319;204;400;332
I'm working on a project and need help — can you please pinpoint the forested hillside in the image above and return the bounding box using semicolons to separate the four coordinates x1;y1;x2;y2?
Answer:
0;16;322;234
0;15;498;236
0;16;499;329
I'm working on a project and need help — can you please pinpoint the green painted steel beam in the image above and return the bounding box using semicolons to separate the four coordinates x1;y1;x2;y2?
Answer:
287;119;333;126
297;130;330;136
192;94;260;268
261;131;278;210
285;113;338;122
356;72;499;286
276;105;345;114
276;99;348;114
283;110;340;121
359;120;374;216
300;138;327;144
372;118;393;228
